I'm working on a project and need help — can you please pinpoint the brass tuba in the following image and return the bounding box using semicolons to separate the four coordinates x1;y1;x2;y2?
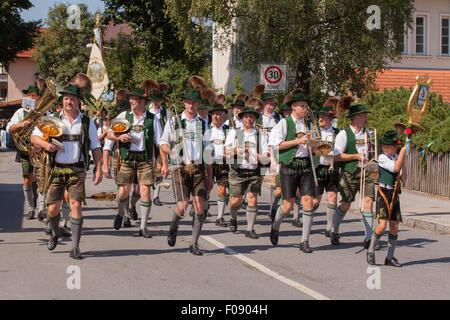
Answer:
31;116;67;194
13;79;61;154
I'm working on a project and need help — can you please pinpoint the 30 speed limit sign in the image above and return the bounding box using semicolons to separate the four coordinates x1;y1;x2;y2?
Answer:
259;64;287;92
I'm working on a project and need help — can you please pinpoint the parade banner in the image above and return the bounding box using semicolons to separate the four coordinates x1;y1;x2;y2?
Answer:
87;42;109;101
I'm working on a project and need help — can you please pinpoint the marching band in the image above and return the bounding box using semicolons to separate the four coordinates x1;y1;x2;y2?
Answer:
8;74;407;266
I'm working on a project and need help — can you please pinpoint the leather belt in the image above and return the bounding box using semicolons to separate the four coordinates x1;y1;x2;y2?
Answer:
61;134;82;142
55;162;85;168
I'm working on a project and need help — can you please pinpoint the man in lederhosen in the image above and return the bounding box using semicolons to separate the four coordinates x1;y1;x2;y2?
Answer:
107;88;162;238
7;85;41;220
160;77;214;256
225;99;270;239
332;103;375;248
141;79;171;207
269;90;317;253
312;103;340;237
30;84;102;259
204;103;230;227
102;89;137;228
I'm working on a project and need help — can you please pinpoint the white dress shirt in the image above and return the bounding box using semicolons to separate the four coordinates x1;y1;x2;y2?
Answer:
32;110;101;164
269;116;314;158
225;128;269;170
334;126;371;168
149;104;170;129
160;111;210;164
378;153;398;189
6;108;27;133
112;110;163;151
103;137;115;152
205;123;228;164
319;126;339;166
224;115;243;129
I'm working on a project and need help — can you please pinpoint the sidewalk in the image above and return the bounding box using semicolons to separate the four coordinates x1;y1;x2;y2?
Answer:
348;189;450;234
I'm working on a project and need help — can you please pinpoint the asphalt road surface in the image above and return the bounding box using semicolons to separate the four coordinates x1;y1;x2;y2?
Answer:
0;149;449;300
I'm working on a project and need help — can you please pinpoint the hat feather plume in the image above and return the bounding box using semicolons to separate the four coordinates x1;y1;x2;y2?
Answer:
246;97;263;109
71;73;92;94
115;89;129;103
140;79;160;95
236;93;249;102
252;84;265;98
188;76;207;91
201;88;216;105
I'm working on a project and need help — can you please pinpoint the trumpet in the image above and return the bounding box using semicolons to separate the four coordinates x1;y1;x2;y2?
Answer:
360;127;378;212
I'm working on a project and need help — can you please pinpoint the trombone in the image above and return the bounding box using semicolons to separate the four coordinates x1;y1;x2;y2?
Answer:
167;104;189;215
360;127;378;212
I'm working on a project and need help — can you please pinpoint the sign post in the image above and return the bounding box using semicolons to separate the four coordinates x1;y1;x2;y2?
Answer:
259;64;287;93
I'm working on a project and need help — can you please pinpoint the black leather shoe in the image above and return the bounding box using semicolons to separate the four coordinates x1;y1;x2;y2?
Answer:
189;244;203;256
37;210;47;221
367;252;376;265
300;241;313;253
167;228;178;247
229;219;237;233
47;235;59;251
363;239;371;249
241;201;247;209
292;217;303;228
153;197;162;206
123;217;132;228
60;226;71;238
330;232;340;245
270;207;277;222
385;257;402;267
270;226;279;246
189;206;195;217
215;218;228;227
44;220;52;235
69;247;83;260
245;230;259;239
114;214;123;230
206;212;212;218
26;210;35;220
139;228;152;238
325;230;331;238
130;206;138;220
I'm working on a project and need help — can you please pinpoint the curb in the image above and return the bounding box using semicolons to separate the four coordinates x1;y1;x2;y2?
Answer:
348;209;450;235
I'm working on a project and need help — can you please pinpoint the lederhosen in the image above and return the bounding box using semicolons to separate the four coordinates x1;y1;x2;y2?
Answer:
376;160;402;222
46;112;91;204
209;123;230;187
278;116;316;199
316;127;340;195
171;117;208;200
335;127;375;203
228;128;262;197
257;112;282;168
117;110;155;186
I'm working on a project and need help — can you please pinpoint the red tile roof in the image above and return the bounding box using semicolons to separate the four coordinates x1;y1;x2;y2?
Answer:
375;68;450;102
15;28;47;60
0;99;22;108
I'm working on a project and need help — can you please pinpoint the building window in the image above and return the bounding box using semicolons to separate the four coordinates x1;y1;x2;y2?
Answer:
0;64;6;74
442;18;449;55
400;24;407;54
416;16;425;54
0;88;7;99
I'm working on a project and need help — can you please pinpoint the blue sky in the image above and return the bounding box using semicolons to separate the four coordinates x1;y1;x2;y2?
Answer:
21;0;105;24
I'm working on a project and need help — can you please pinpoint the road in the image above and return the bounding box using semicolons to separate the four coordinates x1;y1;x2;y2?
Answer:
0;149;449;300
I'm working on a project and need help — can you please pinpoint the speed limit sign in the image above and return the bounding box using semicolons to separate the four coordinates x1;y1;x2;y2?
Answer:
260;64;287;92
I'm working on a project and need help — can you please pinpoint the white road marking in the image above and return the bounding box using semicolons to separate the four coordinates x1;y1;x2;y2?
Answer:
202;235;331;300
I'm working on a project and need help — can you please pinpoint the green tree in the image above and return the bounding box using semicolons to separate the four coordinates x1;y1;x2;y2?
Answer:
0;0;40;68
166;0;414;99
103;0;211;72
362;88;450;153
33;4;96;83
